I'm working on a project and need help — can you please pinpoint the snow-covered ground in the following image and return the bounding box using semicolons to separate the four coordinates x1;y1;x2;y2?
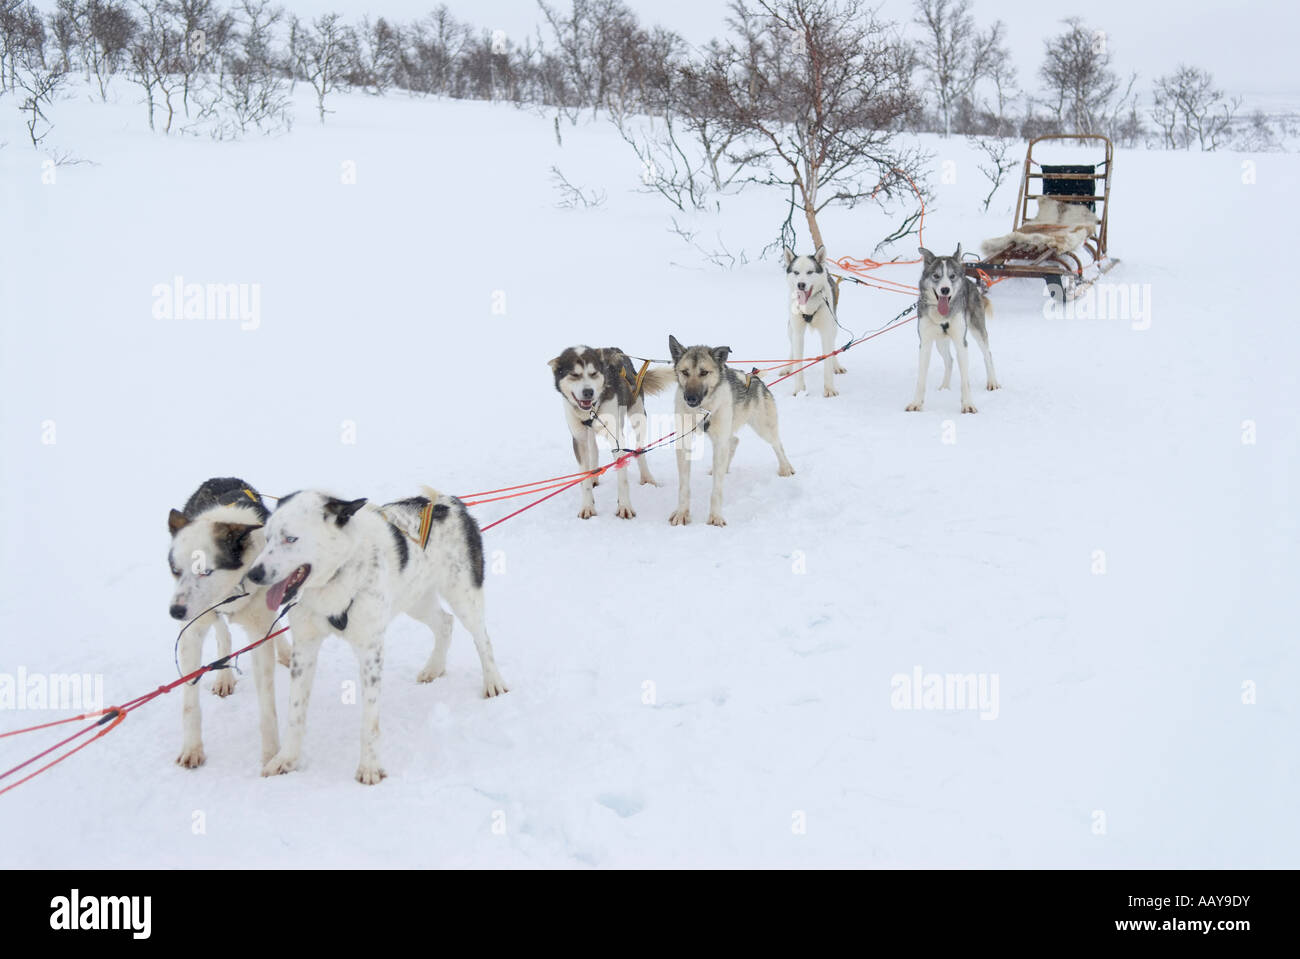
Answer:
1;86;1296;867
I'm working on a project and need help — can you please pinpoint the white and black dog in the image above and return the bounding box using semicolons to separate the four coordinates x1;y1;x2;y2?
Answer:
167;477;289;769
906;245;1000;414
668;335;795;527
549;345;674;519
783;246;847;398
247;488;507;784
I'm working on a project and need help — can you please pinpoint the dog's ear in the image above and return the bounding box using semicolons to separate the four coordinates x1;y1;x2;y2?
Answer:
323;497;367;527
547;355;562;372
711;345;731;367
919;247;935;265
813;245;826;266
168;509;189;535
953;243;962;261
668;335;684;364
212;521;261;552
212;521;261;541
783;247;795;268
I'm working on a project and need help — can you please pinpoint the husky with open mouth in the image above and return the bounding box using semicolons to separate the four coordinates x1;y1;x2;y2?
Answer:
906;245;1000;414
549;345;675;519
783;246;847;397
167;477;290;769
247;488;507;784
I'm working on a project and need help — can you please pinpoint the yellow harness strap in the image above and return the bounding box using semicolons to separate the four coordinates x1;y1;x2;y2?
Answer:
416;502;435;549
621;360;652;399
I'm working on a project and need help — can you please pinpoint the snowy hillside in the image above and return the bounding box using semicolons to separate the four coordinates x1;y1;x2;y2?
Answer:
0;86;1296;867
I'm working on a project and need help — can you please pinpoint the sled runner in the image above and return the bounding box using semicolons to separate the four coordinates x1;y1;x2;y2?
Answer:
967;133;1119;301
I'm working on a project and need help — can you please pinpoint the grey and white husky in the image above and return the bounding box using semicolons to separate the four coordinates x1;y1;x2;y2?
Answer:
549;345;675;519
906;245;1000;414
247;488;507;784
167;477;289;769
667;335;795;527
784;246;847;397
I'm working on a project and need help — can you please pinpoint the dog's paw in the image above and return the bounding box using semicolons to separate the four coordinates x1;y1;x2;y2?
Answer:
904;402;924;412
823;386;839;398
834;363;847;374
355;764;387;786
261;752;298;777
962;403;979;414
789;382;806;397
707;512;727;527
578;505;596;519
615;503;636;519
483;673;509;698
211;672;236;697
669;509;691;526
779;464;796;477
987;380;1001;391
176;743;206;768
416;663;446;684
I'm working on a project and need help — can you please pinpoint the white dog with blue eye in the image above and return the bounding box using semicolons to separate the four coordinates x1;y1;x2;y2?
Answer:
247;488;507;785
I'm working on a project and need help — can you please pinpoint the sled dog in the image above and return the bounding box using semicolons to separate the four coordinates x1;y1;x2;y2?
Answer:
549;345;675;518
906;245;1000;414
667;335;795;527
247;488;506;784
167;477;289;768
784;246;847;397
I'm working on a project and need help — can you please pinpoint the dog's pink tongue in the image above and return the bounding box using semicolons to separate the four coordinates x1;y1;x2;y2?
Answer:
266;578;288;611
797;289;811;306
937;295;951;317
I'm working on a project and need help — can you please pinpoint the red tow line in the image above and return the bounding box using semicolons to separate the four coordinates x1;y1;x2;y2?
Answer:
0;624;290;796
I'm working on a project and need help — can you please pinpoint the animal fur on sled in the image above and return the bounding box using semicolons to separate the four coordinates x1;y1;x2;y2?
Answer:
980;199;1100;259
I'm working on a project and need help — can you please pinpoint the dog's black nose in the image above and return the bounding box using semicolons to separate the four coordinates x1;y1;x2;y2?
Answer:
685;396;701;408
170;604;187;620
582;388;594;399
247;564;266;584
939;287;950;295
797;282;806;290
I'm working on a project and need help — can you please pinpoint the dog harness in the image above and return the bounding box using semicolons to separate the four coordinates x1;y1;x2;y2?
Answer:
618;359;653;399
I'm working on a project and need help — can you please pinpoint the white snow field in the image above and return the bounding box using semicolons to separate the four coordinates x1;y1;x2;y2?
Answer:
1;87;1296;868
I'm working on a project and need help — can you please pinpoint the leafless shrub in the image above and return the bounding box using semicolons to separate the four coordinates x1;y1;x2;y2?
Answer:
215;0;288;135
1233;109;1283;153
15;54;67;146
550;165;606;208
669;216;749;269
967;134;1014;212
1;0;45;96
1151;65;1239;151
694;0;925;252
289;12;354;124
1038;17;1138;141
912;0;1010;137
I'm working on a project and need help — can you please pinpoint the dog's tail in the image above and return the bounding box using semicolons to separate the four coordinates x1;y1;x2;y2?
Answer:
636;366;677;398
981;294;993;322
